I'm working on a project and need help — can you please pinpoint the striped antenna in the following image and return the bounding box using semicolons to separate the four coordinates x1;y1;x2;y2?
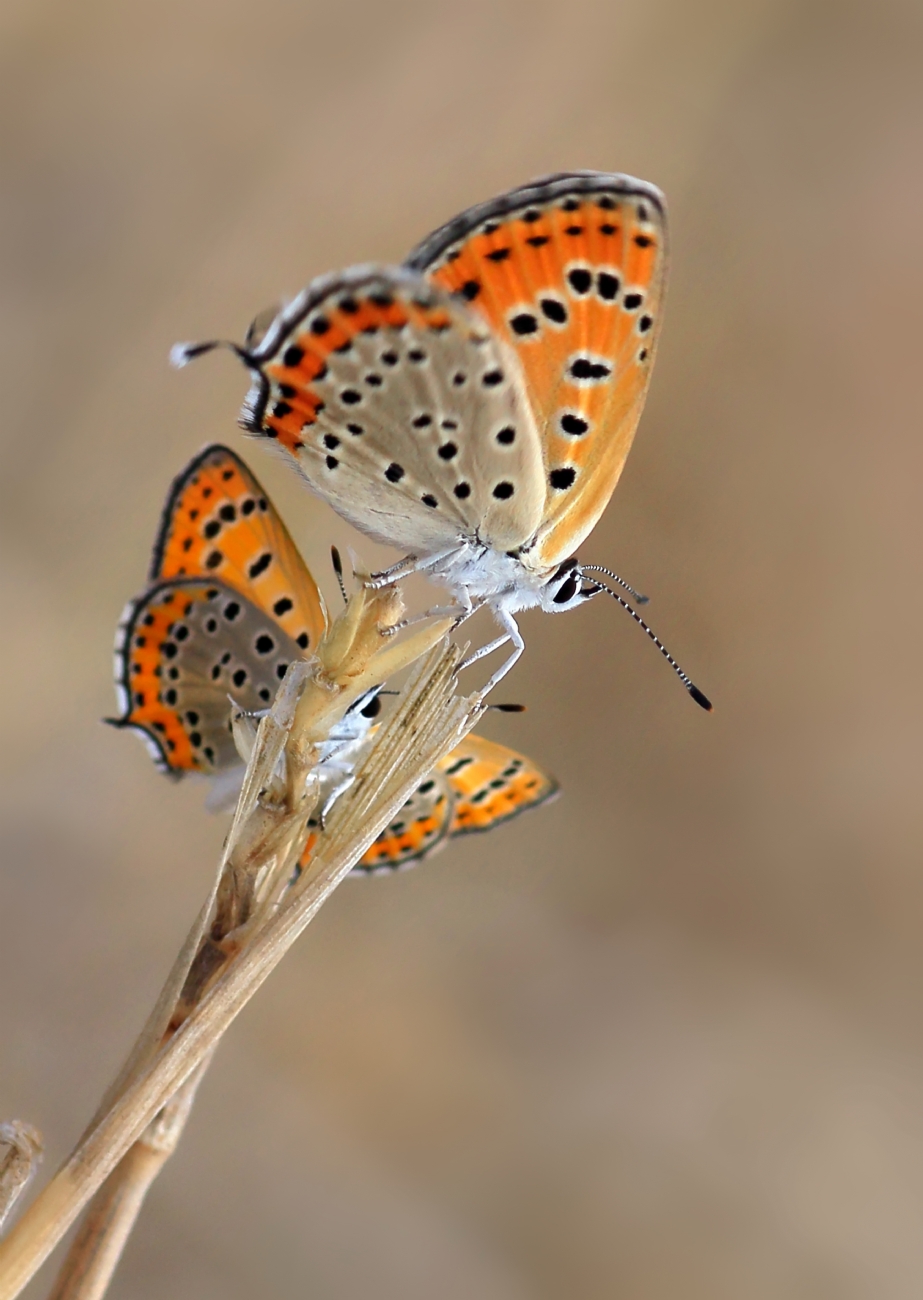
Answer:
330;546;348;605
584;578;712;711
579;564;648;604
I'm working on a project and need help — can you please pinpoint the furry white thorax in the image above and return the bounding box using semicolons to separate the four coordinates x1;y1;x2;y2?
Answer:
406;539;588;693
425;540;553;614
204;691;378;815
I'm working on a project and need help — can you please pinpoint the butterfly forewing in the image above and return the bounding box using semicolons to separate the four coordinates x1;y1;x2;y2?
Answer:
406;172;668;568
152;444;328;655
241;267;546;554
439;734;559;835
113;578;303;773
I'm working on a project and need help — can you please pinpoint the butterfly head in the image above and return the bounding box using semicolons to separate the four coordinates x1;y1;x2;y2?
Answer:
347;687;383;720
537;557;599;613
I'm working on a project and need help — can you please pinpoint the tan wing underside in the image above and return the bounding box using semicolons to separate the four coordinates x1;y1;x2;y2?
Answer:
248;269;547;555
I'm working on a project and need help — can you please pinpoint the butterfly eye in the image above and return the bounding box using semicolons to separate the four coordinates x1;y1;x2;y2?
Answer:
360;694;382;719
552;572;579;605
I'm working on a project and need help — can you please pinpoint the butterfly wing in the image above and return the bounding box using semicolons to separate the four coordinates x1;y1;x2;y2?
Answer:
438;734;559;835
353;768;456;872
299;768;454;873
151;444;328;656
111;577;303;773
237;266;546;554
406;172;668;569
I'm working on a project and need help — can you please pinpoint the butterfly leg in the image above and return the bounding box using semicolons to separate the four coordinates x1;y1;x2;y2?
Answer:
457;608;524;697
317;772;357;828
365;546;462;590
381;586;476;637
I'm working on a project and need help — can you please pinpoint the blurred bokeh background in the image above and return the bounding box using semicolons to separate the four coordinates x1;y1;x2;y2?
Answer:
2;0;923;1295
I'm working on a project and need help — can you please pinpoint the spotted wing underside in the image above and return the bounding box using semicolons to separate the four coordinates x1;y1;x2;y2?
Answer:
238;266;546;554
152;443;328;656
114;579;557;859
439;733;559;834
300;731;558;871
406;171;668;569
111;578;302;773
302;768;455;873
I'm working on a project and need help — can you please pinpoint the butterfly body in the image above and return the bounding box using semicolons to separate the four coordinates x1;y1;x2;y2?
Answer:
204;687;382;816
393;542;590;679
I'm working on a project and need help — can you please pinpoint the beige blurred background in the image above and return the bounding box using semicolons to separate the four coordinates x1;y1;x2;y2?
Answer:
2;0;923;1295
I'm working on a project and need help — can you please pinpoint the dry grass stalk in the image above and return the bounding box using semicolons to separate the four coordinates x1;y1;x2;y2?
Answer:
46;1063;211;1300
0;578;481;1300
0;1125;43;1235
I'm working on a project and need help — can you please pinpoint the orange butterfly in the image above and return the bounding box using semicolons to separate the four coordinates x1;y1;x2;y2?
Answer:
110;445;558;872
175;172;710;707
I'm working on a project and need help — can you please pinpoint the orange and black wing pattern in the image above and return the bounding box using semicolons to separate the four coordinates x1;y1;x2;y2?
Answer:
439;734;559;836
111;444;324;777
406;171;668;568
111;577;305;775
299;733;558;872
151;443;328;656
229;268;545;557
300;769;455;873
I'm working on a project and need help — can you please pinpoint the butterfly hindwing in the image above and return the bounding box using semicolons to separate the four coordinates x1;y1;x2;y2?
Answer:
112;578;303;774
407;172;668;568
299;766;454;873
439;734;559;835
240;267;546;554
151;444;328;656
351;768;455;871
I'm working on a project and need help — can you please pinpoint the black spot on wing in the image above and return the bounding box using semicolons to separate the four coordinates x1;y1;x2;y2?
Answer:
510;312;539;336
541;298;568;324
248;553;272;579
568;355;612;383
549;467;577;490
560;412;589;436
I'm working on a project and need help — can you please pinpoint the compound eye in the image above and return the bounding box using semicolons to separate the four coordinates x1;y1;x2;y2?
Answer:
552;573;579;605
360;693;382;719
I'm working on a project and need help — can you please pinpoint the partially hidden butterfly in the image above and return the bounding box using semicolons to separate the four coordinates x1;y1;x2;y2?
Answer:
174;171;711;708
109;444;558;872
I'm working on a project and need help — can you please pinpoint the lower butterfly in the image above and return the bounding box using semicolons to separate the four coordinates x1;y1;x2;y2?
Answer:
109;444;558;872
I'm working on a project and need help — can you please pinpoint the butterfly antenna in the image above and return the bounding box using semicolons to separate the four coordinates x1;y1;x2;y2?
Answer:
169;339;253;369
488;703;526;712
587;580;712;711
330;546;348;605
579;564;648;604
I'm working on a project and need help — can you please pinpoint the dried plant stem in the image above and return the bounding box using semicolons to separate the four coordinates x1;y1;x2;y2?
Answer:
0;1126;42;1235
47;1147;163;1300
46;1063;210;1300
0;637;479;1300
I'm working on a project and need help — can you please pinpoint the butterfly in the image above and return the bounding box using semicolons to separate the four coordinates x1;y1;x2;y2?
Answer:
174;171;710;708
109;444;558;872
